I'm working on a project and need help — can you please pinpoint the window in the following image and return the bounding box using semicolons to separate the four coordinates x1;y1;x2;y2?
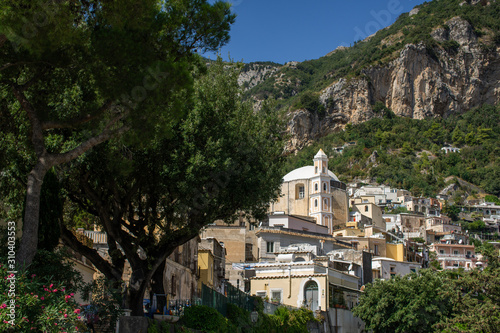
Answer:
323;183;327;192
324;199;328;209
322;167;325;173
315;199;318;208
315;183;318;192
374;245;379;255
171;275;176;296
365;205;369;212
453;250;459;255
410;268;416;273
296;185;305;199
315;166;318;174
271;290;282;303
266;241;274;253
439;250;445;254
256;291;266;299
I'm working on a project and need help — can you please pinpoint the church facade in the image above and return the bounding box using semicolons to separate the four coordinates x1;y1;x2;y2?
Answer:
270;149;348;234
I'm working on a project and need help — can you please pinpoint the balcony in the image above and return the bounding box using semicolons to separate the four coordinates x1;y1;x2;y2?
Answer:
436;253;475;261
82;230;108;245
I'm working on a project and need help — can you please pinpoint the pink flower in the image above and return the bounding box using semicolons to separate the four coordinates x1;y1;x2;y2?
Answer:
64;314;68;318
40;297;44;300
49;284;53;288
0;304;6;309
53;289;58;292
74;309;81;314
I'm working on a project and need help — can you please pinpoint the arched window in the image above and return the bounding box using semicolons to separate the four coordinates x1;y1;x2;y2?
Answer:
323;183;327;192
314;183;318;192
314;199;318;208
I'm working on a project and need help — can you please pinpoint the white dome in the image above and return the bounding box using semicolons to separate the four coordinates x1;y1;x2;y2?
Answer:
282;166;339;182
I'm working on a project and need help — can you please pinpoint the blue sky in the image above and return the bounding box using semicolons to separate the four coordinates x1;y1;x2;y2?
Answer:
205;0;427;64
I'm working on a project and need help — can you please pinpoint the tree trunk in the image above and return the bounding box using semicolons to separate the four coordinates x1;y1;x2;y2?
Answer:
17;160;50;267
150;261;166;299
127;278;150;316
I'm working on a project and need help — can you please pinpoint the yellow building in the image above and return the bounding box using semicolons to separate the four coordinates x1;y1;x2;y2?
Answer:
197;249;214;291
386;243;405;262
250;254;360;311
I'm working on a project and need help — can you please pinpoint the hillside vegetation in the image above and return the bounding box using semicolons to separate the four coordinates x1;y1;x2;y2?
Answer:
243;0;500;109
284;104;500;198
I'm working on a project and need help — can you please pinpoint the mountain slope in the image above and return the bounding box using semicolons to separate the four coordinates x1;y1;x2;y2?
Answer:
242;0;500;151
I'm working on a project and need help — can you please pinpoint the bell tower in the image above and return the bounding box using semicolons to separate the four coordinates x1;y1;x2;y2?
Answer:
310;149;334;233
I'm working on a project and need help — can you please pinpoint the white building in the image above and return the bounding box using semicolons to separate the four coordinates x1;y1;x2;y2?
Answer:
372;257;420;280
352;185;399;206
441;146;460;154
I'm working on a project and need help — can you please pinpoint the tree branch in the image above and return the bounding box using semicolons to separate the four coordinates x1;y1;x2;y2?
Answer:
0;34;6;49
60;224;123;281
12;85;46;158
48;116;129;166
42;100;113;130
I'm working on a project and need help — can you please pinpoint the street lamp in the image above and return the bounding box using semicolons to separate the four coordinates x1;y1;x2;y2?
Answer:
250;311;258;332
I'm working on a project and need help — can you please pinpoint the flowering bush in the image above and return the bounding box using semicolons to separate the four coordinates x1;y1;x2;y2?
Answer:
0;264;82;332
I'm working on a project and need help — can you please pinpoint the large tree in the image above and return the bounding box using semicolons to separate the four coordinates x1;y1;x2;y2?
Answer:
352;269;453;333
354;252;500;333
59;59;285;315
0;0;235;266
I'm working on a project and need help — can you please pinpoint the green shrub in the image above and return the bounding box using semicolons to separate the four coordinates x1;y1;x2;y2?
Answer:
267;307;317;333
180;305;229;332
226;303;251;331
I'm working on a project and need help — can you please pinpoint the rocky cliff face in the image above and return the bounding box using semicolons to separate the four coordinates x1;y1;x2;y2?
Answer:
238;63;280;91
286;16;500;151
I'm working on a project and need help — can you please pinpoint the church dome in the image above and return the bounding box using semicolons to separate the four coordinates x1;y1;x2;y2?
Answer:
282;166;339;182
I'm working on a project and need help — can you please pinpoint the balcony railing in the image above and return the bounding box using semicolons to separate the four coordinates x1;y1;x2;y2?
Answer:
437;253;475;260
83;230;108;245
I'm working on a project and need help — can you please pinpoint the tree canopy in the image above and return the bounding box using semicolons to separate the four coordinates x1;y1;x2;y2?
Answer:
59;58;285;315
353;249;500;333
0;0;235;265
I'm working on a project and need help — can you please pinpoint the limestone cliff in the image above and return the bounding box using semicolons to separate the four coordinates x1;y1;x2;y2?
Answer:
285;16;500;151
238;62;280;91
